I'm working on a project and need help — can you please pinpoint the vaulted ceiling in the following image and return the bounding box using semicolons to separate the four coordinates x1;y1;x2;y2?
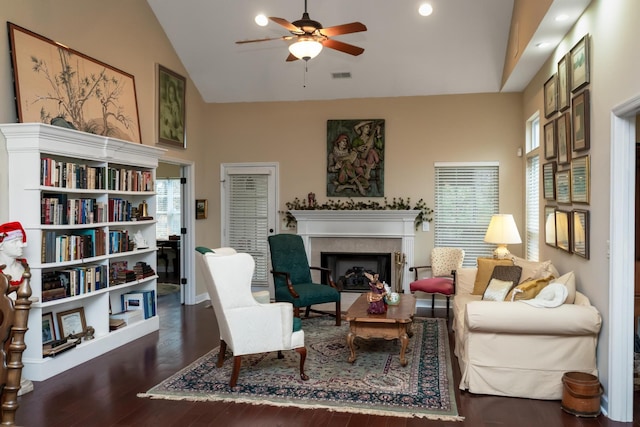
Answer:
147;0;590;103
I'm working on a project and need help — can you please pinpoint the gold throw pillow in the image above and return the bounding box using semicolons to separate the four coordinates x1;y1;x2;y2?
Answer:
472;258;514;295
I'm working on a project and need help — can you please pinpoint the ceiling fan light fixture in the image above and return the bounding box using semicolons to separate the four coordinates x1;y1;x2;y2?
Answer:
289;38;323;60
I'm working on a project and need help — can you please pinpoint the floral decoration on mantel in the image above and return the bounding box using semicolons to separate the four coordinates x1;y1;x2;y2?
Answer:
282;196;433;230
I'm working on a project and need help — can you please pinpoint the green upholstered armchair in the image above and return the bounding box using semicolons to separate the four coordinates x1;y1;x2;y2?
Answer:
268;234;341;326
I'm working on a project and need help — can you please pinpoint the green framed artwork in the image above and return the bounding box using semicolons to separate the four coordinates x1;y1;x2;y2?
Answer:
327;119;385;197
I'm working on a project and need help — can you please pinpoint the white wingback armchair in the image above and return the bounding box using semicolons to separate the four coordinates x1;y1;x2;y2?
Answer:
196;248;308;387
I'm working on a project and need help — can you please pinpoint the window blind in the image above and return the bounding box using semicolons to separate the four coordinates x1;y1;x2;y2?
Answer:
227;174;269;284
156;178;181;239
526;154;540;261
434;163;499;266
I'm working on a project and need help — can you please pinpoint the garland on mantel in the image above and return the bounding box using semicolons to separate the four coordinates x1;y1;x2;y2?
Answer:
281;197;433;230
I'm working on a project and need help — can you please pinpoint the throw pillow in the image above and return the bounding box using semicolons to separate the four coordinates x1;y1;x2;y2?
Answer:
509;255;558;283
551;271;576;304
472;258;514;295
489;265;523;286
505;275;555;301
482;278;514;301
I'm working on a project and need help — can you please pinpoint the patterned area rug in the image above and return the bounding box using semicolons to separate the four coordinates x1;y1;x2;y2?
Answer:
157;283;180;296
138;316;462;420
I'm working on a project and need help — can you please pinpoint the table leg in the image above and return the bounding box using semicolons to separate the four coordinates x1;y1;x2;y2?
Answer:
347;331;356;363
399;332;409;366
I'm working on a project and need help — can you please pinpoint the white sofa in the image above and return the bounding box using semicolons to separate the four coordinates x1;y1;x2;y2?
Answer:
452;264;602;400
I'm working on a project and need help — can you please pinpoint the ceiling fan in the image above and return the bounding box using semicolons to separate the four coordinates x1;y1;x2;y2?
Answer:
235;0;367;62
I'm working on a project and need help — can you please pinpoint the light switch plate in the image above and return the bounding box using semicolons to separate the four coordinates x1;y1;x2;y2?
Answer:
422;221;430;232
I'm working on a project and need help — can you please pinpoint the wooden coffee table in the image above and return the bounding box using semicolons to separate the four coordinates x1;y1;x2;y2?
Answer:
345;293;416;366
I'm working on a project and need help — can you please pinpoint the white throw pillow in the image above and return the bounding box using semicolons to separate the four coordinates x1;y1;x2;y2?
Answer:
551;271;576;304
520;283;568;308
482;278;514;301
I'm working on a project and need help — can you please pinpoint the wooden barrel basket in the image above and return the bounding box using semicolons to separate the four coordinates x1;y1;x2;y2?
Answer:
561;372;603;417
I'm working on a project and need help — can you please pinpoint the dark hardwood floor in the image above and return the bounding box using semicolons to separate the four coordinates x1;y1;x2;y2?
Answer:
15;293;638;426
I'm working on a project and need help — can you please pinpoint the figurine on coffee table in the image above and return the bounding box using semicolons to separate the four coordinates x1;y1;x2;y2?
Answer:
365;272;387;314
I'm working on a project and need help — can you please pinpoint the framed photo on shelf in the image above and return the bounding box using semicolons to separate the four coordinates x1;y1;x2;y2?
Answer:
572;90;590;151
544;74;558;118
543;161;557;200
195;199;208;220
557;53;571;111
555;210;572;253
570;34;590;93
8;23;141;144
544;120;556;159
571;155;590;204
42;312;56;345
556;170;571;204
57;307;87;338
572;209;590;259
556;112;571;165
157;65;187;148
544;206;557;248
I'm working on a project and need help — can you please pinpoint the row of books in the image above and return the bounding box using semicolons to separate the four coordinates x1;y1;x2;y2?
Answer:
109;261;156;286
41;229;107;263
107;168;154;192
41;264;108;301
121;290;156;319
108;198;134;222
109;230;133;254
41;157;105;190
41;194;108;225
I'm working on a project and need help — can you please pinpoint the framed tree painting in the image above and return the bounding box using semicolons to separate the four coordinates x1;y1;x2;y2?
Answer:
8;23;141;143
556;112;571;165
544;120;556;159
557;53;571;111
572;209;590;259
572;90;590;152
327;119;385;197
570;34;590;93
556;170;571;204
571;155;590;204
543;161;557;200
544;74;558;118
157;64;186;148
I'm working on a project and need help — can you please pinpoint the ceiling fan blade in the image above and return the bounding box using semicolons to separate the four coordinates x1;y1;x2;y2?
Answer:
286;53;299;62
319;22;367;37
269;17;302;33
322;38;365;56
236;35;294;44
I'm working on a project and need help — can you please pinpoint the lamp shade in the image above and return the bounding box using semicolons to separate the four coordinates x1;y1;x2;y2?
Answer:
288;38;323;60
484;214;522;258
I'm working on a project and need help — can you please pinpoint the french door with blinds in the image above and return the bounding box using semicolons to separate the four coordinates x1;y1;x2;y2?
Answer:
221;163;278;288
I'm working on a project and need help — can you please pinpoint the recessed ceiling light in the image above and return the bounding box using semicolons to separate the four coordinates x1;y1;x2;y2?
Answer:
255;14;268;26
418;3;433;17
555;14;569;22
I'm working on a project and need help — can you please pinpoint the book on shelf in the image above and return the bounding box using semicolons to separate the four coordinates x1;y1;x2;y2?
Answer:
109;310;144;329
122;290;156;319
133;261;155;280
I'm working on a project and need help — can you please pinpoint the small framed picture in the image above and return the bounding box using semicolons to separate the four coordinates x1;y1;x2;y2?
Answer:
556;170;571;204
572;210;590;259
195;199;208;220
543;161;557;200
557;53;571;112
572;90;590;152
556;112;571;165
157;64;186;148
555;210;572;253
544;206;556;248
570;34;590;93
571;155;590;204
544;120;556;159
56;307;87;339
42;312;56;344
544;73;558;118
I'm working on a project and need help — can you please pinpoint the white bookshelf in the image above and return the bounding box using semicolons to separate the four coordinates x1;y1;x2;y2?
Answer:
0;123;165;381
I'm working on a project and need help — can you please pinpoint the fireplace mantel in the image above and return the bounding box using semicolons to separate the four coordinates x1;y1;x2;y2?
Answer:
290;210;419;292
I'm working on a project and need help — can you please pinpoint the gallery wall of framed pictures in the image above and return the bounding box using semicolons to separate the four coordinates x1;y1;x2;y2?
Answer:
542;34;591;259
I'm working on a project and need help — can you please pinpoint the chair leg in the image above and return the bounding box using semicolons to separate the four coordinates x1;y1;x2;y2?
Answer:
305;306;311;318
294;307;301;318
277;350;284;359
217;339;227;368
230;355;242;387
431;294;436;317
446;296;450;320
296;346;309;381
335;300;341;326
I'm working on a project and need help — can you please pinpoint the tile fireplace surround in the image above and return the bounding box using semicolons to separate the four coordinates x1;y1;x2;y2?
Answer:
289;210;419;293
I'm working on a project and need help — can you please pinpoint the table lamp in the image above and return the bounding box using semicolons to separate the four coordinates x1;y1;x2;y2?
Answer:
484;214;522;258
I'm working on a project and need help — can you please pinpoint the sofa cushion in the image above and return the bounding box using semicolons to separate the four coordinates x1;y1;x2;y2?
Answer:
551;271;576;304
505;275;555;301
490;265;522;285
509;255;559;283
410;277;454;294
483;278;514;301
472;258;514;295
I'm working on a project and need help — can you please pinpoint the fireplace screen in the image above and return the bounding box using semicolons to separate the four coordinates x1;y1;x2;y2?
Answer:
321;252;391;292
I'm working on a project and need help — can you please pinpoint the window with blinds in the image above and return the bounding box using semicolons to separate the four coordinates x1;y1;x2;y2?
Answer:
156;178;181;239
227;174;269;284
434;163;499;266
526;155;540;260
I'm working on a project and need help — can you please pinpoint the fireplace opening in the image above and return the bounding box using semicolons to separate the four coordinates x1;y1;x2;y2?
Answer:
321;252;391;292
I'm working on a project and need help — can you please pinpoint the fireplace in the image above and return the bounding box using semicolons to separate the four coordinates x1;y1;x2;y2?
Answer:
321;252;391;292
